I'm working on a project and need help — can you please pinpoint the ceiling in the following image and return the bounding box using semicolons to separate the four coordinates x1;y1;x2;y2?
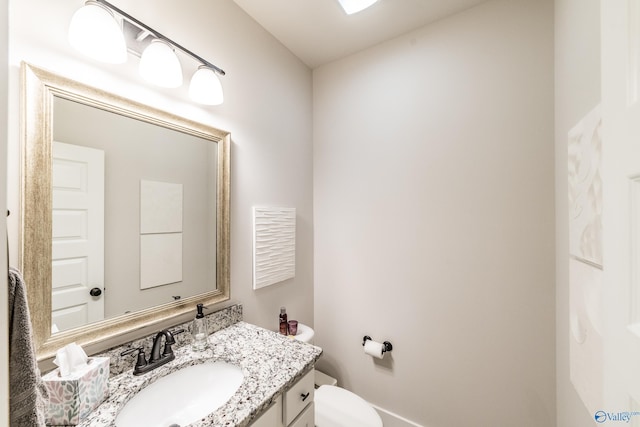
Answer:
232;0;489;69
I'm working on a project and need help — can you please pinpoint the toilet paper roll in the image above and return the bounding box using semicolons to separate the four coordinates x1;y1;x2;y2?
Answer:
364;339;385;359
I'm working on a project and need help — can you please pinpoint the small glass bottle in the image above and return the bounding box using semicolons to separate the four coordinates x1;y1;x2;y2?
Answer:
191;303;208;351
279;307;288;335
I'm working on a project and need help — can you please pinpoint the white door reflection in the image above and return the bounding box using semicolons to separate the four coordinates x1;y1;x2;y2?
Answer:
52;141;105;332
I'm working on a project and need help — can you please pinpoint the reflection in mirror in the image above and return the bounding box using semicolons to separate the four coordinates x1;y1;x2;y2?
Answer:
52;97;217;332
21;62;230;360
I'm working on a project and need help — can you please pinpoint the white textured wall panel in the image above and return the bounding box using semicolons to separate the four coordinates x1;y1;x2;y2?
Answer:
253;207;296;289
568;105;602;267
140;180;183;234
140;233;183;289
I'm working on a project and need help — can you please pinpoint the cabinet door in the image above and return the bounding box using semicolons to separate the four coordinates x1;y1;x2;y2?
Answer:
283;369;315;426
289;402;314;427
250;395;283;427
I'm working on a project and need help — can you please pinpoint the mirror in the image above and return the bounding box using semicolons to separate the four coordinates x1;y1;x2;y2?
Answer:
20;62;230;361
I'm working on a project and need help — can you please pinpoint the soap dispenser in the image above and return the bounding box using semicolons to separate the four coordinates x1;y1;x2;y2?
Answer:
191;303;208;351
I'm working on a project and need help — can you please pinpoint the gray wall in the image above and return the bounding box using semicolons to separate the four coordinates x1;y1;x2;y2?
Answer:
554;0;601;425
313;0;555;425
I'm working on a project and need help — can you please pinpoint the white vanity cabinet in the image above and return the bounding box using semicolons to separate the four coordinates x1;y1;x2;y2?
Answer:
250;396;283;427
251;368;315;427
287;402;314;427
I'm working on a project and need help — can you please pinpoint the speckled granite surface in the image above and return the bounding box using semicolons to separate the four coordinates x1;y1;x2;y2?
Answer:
101;304;244;378
77;321;322;427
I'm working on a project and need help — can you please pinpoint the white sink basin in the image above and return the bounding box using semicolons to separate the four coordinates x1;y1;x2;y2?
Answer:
115;362;244;427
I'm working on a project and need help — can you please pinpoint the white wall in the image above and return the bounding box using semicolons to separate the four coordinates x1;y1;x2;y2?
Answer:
554;0;600;425
7;0;313;345
313;0;555;425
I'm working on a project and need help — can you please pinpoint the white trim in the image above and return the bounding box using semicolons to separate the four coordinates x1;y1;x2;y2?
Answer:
1;0;10;423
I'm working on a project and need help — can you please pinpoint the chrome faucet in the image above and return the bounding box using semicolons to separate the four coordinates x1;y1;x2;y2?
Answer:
121;328;184;375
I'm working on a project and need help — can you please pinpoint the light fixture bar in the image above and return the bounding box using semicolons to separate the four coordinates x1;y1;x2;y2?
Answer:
95;0;225;76
135;29;151;42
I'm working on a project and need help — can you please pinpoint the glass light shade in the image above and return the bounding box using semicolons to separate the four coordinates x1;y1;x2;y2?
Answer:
337;0;379;15
139;40;183;88
68;1;127;64
189;67;224;105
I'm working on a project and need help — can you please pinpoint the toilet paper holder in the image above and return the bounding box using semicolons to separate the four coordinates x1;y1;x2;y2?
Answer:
362;335;393;353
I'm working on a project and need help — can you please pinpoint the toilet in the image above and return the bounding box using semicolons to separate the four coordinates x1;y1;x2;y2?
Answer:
294;324;383;427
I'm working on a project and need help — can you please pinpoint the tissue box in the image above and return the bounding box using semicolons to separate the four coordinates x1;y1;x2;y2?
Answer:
42;357;110;426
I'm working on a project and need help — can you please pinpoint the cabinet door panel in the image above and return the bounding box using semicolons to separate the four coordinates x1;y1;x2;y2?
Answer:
250;395;283;427
284;369;315;426
289;402;314;427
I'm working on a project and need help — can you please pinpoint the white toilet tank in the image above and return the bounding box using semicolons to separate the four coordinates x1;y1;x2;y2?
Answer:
292;324;383;427
293;323;315;344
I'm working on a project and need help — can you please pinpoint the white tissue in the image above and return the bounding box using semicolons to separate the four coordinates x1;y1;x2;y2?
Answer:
53;342;89;377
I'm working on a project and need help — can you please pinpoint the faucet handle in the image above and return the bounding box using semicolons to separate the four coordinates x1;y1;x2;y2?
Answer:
162;329;185;357
166;328;185;344
121;347;148;373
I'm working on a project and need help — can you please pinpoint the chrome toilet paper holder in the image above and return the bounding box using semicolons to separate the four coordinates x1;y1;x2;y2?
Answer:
362;335;393;353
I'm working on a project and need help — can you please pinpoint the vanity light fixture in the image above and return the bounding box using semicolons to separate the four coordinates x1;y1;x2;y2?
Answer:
189;66;224;105
68;1;127;64
68;0;226;105
139;39;183;88
337;0;380;15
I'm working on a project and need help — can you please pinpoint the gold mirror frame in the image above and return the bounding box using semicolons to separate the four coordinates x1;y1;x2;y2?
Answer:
20;62;230;361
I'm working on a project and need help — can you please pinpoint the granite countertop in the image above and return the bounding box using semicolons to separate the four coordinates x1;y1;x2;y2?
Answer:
80;321;323;427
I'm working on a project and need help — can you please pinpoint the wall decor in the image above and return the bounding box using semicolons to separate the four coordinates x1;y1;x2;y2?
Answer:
252;207;296;289
567;104;603;415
